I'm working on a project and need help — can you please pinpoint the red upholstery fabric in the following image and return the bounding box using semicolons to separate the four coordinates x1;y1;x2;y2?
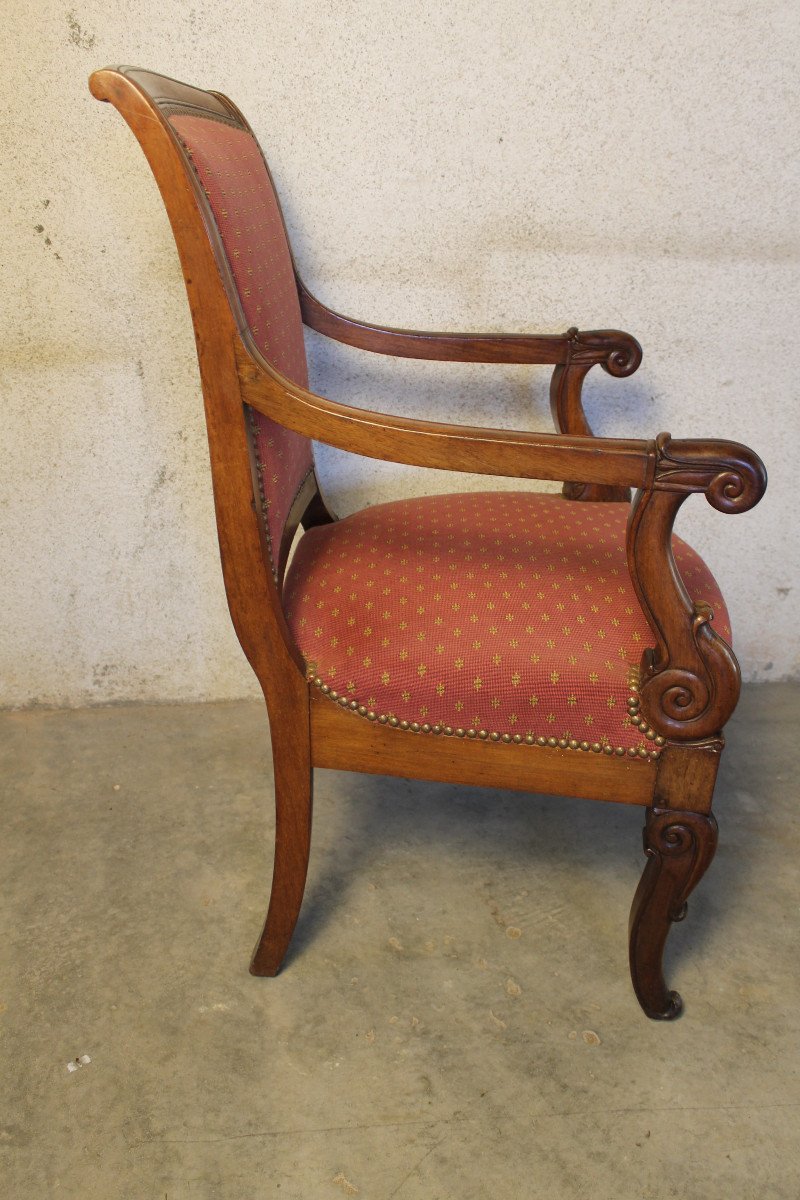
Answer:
284;493;731;759
169;114;313;561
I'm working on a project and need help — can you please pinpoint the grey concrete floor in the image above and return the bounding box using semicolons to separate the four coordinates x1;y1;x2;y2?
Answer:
1;683;799;1198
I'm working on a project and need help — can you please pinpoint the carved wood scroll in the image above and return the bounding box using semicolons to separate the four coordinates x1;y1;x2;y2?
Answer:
629;806;719;1019
298;283;643;373
564;328;643;378
550;329;643;503
627;433;767;742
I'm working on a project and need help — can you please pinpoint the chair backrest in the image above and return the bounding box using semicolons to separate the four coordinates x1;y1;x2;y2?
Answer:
98;68;314;573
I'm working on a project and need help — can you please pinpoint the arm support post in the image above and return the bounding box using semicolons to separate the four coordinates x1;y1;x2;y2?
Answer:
626;433;767;742
549;328;643;503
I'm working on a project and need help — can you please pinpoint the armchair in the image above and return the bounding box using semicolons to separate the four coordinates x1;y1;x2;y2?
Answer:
89;66;766;1019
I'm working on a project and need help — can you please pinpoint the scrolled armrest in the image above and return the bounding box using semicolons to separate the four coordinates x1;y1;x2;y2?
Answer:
298;277;645;503
235;338;652;488
565;327;643;378
651;432;767;514
298;278;641;371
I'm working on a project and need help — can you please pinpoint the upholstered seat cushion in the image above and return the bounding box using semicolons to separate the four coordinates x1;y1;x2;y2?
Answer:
283;492;730;760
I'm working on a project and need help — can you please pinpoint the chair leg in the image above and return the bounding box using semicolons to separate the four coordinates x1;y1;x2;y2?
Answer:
250;732;313;977
628;806;718;1020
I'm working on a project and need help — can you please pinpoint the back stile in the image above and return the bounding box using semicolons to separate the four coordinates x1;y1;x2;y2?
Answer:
89;67;310;712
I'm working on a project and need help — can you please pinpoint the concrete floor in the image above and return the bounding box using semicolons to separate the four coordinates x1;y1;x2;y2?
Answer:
1;683;798;1198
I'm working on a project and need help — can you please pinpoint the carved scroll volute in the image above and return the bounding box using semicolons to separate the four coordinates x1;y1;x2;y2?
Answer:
566;329;643;379
627;433;767;741
550;329;642;503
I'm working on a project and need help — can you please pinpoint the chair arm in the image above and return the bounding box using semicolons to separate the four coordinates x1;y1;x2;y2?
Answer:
627;432;767;743
235;339;652;490
298;278;642;373
298;278;642;504
241;328;767;742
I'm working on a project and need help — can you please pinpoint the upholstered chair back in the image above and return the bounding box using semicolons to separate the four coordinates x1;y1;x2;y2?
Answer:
166;108;313;568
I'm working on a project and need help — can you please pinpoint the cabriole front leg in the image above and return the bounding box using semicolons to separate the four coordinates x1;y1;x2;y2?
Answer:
629;807;718;1019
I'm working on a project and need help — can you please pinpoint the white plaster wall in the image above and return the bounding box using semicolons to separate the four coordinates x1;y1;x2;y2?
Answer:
1;0;798;707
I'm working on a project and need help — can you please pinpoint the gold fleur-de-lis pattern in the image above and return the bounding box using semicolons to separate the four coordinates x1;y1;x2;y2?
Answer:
283;493;732;759
170;114;313;564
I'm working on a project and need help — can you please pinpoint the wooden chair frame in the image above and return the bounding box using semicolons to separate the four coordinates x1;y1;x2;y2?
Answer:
90;66;767;1019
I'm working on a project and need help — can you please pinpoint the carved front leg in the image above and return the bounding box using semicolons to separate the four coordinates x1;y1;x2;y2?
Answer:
629;807;718;1019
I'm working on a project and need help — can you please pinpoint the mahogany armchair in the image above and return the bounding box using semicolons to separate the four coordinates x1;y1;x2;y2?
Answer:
90;67;767;1019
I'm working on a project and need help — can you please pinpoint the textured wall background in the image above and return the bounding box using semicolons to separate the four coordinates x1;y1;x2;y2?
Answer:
1;1;798;707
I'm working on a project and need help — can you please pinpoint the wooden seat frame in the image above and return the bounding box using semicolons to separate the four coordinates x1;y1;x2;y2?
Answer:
90;67;767;1019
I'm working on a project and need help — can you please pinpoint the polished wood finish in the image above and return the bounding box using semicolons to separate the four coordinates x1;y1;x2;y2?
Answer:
299;281;642;369
310;691;656;806
627;433;766;743
652;738;723;814
90;65;767;1019
300;285;643;504
250;717;313;976
550;359;632;503
629;807;719;1019
236;344;655;488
